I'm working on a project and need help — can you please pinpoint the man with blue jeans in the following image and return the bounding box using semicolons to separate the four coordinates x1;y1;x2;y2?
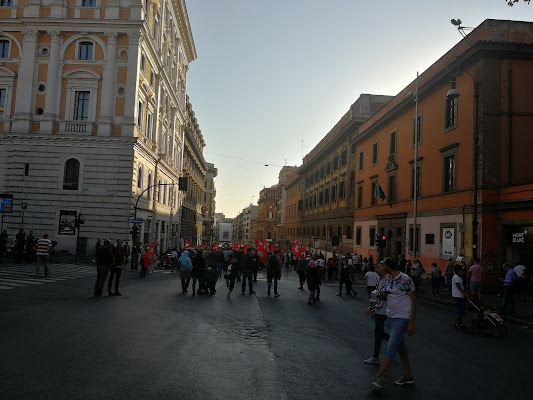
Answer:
372;257;417;391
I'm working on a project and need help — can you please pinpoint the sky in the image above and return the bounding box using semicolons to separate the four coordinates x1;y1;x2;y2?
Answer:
185;0;531;218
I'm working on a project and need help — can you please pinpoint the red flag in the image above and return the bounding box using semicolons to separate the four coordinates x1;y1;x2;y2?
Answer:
243;244;251;254
213;241;219;251
254;238;264;249
292;240;306;258
183;239;192;248
142;241;157;266
256;247;268;263
279;246;284;263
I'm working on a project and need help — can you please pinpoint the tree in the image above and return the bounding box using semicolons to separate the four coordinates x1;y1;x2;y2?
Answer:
507;0;530;6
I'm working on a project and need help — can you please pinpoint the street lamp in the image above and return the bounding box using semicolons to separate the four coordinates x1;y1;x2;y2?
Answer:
447;20;481;258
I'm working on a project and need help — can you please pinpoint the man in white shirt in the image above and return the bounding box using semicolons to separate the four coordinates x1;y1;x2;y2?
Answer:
364;265;381;297
372;257;416;391
35;233;52;278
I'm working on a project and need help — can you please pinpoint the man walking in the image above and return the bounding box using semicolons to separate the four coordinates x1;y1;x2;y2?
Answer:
108;239;126;296
372;257;417;391
267;250;282;297
240;248;255;294
35;233;52;278
501;263;516;316
94;240;113;298
0;229;8;263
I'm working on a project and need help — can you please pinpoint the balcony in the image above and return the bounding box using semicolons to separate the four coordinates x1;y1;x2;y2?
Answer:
59;121;94;135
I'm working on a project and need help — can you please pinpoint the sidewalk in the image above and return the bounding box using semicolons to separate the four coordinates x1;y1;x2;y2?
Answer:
415;278;533;328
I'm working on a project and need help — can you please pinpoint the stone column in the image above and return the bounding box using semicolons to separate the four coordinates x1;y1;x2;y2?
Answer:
123;32;142;137
98;32;118;136
41;30;61;134
12;28;39;133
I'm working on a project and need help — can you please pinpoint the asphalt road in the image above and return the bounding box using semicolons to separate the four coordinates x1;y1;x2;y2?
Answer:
0;268;530;400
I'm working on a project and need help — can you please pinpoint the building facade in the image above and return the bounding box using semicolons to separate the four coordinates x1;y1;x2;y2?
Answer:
352;19;533;289
275;165;298;247
179;98;206;246
255;186;277;242
200;162;217;245
232;204;257;244
0;0;197;255
283;167;301;247
300;94;392;257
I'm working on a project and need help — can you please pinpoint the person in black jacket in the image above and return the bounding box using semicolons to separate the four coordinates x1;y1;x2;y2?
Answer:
240;248;256;294
94;240;113;298
192;251;207;295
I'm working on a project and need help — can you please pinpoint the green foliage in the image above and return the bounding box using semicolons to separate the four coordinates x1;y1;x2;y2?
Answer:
507;0;531;6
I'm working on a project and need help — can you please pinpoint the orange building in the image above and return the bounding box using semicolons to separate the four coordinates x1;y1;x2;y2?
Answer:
255;186;277;242
352;19;533;288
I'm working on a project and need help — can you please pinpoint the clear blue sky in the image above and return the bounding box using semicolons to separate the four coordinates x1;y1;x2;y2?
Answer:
185;0;531;218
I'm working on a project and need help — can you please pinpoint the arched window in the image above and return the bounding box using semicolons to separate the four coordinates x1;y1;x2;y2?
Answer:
63;158;80;190
137;167;143;188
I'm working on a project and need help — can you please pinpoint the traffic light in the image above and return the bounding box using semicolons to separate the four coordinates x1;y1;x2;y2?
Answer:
376;234;387;248
75;214;84;228
130;224;140;240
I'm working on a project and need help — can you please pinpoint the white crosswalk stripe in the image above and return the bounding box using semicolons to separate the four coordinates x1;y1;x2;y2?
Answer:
0;262;95;290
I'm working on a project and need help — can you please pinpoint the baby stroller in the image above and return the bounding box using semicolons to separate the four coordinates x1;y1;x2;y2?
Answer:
467;297;507;337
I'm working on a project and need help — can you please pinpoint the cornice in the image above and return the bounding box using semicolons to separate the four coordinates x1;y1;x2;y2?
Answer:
173;0;197;62
1;133;138;146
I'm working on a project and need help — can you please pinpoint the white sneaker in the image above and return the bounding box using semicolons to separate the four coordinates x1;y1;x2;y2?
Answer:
364;357;380;364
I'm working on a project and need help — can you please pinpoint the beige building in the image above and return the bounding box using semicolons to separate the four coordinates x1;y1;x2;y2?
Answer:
200;162;217;245
0;0;198;254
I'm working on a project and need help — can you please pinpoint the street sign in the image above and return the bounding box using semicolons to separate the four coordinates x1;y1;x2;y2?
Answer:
128;219;144;224
22;202;28;210
0;194;13;213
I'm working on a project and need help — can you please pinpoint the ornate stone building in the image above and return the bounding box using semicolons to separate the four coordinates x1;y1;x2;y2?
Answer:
0;0;197;254
200;162;217;245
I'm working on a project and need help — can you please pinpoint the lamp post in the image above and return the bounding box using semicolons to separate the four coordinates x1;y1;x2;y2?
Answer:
413;72;419;259
446;72;480;260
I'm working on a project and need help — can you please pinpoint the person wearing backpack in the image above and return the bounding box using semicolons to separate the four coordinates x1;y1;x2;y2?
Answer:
501;263;516;316
267;250;282;297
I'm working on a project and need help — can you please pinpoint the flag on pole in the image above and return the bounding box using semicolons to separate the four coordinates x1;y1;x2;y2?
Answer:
374;183;387;204
142;241;157;267
183;239;192;248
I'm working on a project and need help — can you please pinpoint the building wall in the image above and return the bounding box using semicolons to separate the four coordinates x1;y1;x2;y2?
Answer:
0;0;197;255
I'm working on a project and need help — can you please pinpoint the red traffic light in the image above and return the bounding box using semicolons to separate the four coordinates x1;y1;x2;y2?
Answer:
381;235;386;240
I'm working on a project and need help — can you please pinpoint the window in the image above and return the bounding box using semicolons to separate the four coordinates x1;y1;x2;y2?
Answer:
390;131;396;155
147;174;152;199
411;165;421;198
341;149;347;166
140;55;146;72
78;41;94;60
82;0;96;6
372;143;378;164
333;155;339;170
324;188;329;203
24;164;29;176
319;191;323;205
145;113;152;140
356;227;362;246
357;185;363;208
413;115;421;145
370;228;376;246
314;170;319;182
349;172;355;196
137;101;143;127
331;184;337;202
443;154;456;192
73;91;90;120
320;166;325;179
63;159;80;190
388;174;396;202
0;40;9;58
1;0;14;6
0;88;5;117
137;167;143;188
445;97;457;129
371;181;377;205
339;180;346;198
359;152;364;171
326;162;331;175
